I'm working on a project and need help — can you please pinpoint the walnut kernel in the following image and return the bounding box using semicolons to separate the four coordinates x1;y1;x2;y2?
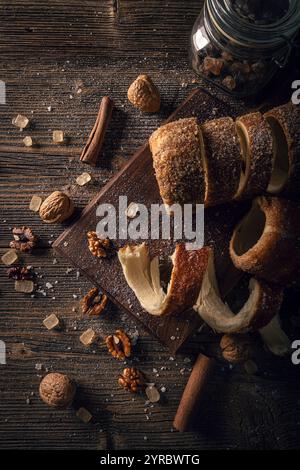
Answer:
10;226;38;252
87;232;113;258
118;367;144;393
81;287;108;316
106;329;131;360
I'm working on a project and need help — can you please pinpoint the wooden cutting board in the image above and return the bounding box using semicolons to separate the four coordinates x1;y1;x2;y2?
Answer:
54;88;249;354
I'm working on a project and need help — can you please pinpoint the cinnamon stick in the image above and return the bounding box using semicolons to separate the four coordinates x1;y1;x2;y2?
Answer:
80;96;114;166
173;353;215;432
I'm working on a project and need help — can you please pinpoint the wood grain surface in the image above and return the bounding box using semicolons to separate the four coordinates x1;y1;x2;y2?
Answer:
1;0;300;451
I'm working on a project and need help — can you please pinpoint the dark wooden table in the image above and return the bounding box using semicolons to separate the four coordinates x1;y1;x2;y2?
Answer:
0;1;300;450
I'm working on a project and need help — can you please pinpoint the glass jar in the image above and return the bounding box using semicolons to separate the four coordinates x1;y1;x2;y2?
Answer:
190;0;300;97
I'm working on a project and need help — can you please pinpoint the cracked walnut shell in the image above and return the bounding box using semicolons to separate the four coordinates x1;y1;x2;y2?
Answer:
127;74;160;113
106;329;131;360
39;372;76;408
118;367;144;393
39;191;74;224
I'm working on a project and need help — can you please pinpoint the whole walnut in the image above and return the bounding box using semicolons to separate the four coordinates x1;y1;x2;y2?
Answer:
39;191;74;224
127;74;160;113
220;334;251;364
39;372;76;408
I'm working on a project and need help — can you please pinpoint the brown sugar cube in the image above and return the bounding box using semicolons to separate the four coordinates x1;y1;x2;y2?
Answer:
76;407;92;424
43;314;61;331
29;195;43;212
23;136;34;147
222;75;236;91
145;385;161;403
12;114;29;129
53;130;65;144
79;328;97;346
15;280;34;293
203;57;224;76
1;249;18;266
76;172;91;186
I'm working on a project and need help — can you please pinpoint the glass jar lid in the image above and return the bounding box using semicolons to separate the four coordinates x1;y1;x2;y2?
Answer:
206;0;300;55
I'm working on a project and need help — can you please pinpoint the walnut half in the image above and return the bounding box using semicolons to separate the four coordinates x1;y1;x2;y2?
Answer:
81;287;108;316
87;232;114;258
105;329;131;360
118;367;144;393
10;227;38;252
